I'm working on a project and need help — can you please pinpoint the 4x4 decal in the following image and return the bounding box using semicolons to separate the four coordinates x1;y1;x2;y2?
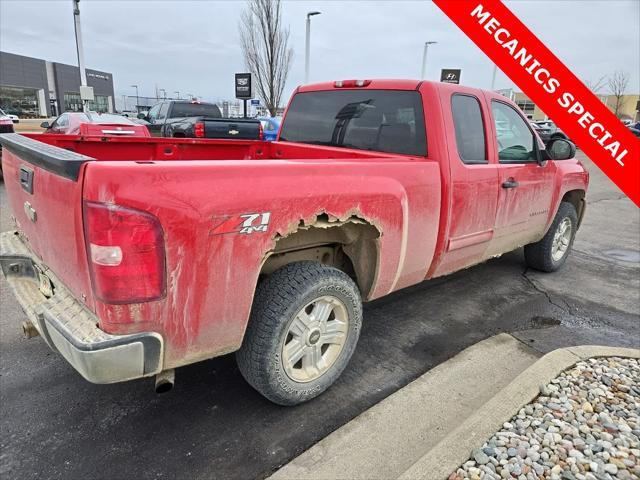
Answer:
210;212;271;235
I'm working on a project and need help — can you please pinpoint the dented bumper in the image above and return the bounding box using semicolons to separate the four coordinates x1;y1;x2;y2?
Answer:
0;231;163;384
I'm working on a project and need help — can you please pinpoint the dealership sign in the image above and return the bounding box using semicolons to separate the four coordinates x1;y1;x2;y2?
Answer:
235;73;254;100
434;0;640;206
440;69;461;84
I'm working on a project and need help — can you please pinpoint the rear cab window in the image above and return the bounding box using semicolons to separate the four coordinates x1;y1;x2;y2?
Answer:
170;103;222;118
280;89;427;156
451;94;487;164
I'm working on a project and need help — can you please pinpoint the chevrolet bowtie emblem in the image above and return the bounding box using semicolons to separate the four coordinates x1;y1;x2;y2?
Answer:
229;129;239;135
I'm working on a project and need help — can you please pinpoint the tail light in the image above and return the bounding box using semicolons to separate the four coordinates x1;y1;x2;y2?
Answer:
83;201;165;304
194;121;205;138
258;122;264;140
334;79;371;88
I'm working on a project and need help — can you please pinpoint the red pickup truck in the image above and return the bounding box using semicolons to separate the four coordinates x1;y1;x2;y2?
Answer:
0;79;588;405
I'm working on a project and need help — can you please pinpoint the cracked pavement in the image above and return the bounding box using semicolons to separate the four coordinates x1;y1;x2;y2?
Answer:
1;151;638;480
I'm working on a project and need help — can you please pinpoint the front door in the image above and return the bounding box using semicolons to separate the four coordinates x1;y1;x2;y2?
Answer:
489;100;556;254
146;103;163;136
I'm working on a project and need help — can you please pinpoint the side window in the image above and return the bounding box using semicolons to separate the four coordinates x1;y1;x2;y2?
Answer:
158;102;170;120
57;114;69;127
451;94;487;164
491;101;537;163
147;104;161;121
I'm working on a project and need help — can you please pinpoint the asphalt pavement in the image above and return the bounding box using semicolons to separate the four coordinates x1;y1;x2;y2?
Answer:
0;152;638;480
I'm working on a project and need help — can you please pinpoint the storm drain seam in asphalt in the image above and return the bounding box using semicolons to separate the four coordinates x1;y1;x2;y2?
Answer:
585;195;627;205
521;268;587;323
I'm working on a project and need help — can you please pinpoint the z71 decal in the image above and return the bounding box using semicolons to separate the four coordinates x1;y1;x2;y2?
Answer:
210;212;271;235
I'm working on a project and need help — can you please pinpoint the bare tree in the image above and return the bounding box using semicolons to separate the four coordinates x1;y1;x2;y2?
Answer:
608;70;630;117
585;75;607;94
239;0;293;116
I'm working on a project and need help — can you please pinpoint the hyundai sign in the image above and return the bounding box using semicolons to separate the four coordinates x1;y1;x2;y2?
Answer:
235;73;253;99
440;69;461;84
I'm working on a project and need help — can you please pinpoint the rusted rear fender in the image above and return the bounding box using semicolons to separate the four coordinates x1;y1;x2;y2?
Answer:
82;158;441;368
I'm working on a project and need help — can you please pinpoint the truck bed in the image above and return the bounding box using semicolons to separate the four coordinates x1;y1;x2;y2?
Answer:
0;132;442;369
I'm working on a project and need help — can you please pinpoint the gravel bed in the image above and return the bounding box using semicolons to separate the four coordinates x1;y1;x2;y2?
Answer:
449;357;639;480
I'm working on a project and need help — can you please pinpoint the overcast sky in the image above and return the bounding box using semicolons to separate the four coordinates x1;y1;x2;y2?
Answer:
1;0;639;108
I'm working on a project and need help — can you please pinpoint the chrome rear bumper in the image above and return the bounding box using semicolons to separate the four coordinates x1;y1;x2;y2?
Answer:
0;231;163;383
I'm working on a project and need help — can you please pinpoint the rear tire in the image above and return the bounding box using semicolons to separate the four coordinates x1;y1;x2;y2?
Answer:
236;261;362;406
524;202;578;272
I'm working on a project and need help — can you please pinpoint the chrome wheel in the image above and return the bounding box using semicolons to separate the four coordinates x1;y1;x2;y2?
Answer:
551;217;572;262
282;295;349;383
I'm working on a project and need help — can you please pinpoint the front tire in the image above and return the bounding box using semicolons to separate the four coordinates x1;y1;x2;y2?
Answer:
236;261;362;406
524;202;578;272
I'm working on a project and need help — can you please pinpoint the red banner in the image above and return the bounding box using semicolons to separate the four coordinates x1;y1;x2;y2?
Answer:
433;0;640;207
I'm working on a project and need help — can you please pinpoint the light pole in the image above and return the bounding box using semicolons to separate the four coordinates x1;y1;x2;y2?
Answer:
131;85;139;112
72;0;89;112
174;91;180;99
420;41;437;79
305;11;321;84
490;64;498;90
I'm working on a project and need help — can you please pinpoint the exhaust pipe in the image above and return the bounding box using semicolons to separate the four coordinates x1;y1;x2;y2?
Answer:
155;369;175;394
22;321;40;339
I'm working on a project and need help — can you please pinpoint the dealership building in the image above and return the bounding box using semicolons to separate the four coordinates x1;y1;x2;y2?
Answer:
496;88;640;122
0;51;115;118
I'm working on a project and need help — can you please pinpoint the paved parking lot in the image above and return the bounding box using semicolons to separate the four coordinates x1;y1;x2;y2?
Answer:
0;152;638;480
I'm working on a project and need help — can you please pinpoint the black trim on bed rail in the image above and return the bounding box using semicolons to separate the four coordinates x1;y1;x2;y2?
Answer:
0;133;93;181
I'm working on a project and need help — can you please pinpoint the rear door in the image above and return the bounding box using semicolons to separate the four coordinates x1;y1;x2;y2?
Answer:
489;99;556;251
433;90;500;276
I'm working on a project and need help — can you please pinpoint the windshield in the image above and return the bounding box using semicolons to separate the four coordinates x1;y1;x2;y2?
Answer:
170;103;221;118
279;90;427;156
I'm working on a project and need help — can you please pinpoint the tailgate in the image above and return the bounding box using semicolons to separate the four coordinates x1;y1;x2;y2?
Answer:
205;119;261;140
0;133;96;310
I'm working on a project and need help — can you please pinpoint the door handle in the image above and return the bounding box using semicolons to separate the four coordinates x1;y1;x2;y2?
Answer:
502;179;519;189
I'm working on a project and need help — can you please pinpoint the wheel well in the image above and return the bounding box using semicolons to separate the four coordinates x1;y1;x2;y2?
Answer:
561;189;586;226
260;214;380;298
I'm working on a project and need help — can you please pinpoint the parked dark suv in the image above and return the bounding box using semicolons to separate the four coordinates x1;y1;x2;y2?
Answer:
534;120;570;145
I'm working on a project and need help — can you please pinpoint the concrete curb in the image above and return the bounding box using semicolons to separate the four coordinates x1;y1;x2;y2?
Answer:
398;345;640;480
269;334;541;480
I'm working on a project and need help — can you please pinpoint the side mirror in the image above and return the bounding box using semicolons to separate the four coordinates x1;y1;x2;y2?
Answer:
547;138;576;161
137;113;147;120
40;121;50;129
